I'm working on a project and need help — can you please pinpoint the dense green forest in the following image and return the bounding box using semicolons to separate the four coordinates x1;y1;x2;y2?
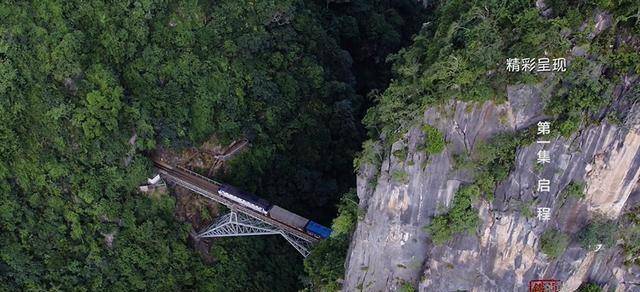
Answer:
6;0;637;290
362;0;640;143
0;0;423;291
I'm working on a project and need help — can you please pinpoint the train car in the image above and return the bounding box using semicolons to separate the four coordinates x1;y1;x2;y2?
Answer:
218;184;272;215
268;205;309;230
305;221;332;239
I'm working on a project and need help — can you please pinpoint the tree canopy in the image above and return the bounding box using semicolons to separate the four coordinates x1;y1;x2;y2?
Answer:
0;0;423;290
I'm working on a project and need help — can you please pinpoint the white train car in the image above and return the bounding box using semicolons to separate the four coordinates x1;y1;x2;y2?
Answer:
218;184;271;215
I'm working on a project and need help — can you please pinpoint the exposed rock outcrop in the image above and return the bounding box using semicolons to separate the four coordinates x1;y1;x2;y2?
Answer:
344;82;640;291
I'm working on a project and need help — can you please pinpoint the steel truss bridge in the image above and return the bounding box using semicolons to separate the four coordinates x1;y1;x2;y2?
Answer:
153;159;317;257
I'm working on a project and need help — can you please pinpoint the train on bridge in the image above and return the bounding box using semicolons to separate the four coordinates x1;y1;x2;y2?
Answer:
154;159;332;239
218;184;332;239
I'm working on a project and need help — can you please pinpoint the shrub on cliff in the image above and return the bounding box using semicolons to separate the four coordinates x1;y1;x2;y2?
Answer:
419;124;445;155
577;282;603;292
620;207;640;265
473;133;521;197
578;216;617;250
392;170;410;184
562;181;586;199
540;228;570;259
354;139;383;174
425;185;480;245
399;282;417;292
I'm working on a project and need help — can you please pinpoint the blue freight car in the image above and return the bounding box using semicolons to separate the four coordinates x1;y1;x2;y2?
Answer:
305;221;332;239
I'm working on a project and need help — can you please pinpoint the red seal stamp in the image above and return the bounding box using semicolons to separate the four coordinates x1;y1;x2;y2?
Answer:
529;279;561;292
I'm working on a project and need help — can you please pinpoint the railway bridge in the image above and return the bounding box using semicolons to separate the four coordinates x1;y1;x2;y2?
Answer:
152;158;324;257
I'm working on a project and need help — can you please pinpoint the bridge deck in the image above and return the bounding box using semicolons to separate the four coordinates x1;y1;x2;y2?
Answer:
153;160;318;242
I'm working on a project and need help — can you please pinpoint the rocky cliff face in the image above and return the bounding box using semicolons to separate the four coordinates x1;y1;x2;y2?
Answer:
344;77;640;291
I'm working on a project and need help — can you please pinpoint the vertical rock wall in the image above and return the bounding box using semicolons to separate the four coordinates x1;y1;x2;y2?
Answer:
344;86;640;291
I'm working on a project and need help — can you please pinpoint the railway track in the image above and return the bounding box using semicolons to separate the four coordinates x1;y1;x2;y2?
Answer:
152;159;318;243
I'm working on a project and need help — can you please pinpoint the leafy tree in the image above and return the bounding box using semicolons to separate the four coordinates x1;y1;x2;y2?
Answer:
304;236;350;292
0;0;424;290
331;191;359;237
362;0;638;142
304;191;359;291
354;139;382;173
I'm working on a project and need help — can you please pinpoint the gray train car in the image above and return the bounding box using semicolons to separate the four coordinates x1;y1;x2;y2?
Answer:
268;205;309;230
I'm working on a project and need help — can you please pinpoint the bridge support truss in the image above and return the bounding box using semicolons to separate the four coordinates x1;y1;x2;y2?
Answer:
197;210;313;257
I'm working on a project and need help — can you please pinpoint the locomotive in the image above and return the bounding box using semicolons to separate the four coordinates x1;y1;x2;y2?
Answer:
218;184;271;215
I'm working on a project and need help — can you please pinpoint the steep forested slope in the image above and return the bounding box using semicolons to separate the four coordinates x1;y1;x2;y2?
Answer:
0;0;423;291
345;0;640;291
